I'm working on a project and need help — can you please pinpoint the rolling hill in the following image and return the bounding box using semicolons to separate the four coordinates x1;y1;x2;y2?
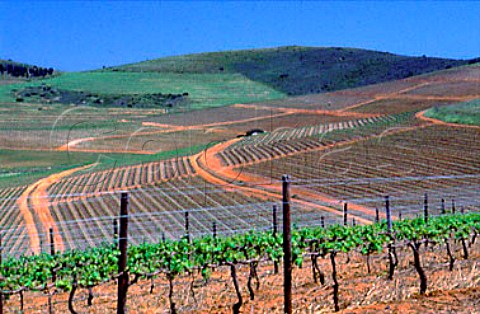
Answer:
111;46;471;96
0;47;474;111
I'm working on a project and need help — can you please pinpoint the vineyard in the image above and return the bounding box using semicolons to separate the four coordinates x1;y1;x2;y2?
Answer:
0;58;479;312
244;124;480;216
0;195;479;313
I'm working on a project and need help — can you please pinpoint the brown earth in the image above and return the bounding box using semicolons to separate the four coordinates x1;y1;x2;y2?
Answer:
4;244;479;313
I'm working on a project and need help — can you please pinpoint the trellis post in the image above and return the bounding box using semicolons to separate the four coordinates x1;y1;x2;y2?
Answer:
117;192;129;314
273;204;279;274
282;175;292;314
185;211;190;243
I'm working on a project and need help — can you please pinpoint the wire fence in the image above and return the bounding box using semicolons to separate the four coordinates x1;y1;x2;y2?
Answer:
0;185;479;258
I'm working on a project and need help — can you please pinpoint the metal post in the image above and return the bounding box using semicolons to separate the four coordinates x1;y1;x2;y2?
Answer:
441;198;446;215
375;208;379;223
282;175;292;314
343;203;348;226
117;192;129;314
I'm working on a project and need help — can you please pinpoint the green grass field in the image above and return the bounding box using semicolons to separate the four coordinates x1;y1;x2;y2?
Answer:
0;71;285;110
424;99;480;126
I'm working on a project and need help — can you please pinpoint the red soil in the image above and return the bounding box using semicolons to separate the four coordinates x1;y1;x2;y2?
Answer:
16;164;96;253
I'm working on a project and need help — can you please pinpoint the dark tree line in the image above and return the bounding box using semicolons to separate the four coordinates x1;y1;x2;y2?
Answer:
0;62;54;78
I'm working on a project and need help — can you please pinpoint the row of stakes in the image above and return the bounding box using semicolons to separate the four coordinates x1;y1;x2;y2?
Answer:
0;180;468;314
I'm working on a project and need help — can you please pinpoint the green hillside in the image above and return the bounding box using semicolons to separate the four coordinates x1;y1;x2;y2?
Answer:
0;71;285;111
0;46;471;111
111;46;469;96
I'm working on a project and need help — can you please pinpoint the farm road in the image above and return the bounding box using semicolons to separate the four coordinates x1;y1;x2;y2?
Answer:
16;164;96;254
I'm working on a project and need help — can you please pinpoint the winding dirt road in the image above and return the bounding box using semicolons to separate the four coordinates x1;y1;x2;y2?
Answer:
16;164;96;254
189;138;376;224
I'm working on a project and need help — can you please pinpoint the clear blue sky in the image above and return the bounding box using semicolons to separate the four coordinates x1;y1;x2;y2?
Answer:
1;1;479;71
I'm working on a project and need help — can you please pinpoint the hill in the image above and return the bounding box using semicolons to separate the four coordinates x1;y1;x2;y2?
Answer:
0;47;473;111
111;46;470;96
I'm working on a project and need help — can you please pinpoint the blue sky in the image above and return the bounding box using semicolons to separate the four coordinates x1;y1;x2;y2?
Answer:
1;1;479;71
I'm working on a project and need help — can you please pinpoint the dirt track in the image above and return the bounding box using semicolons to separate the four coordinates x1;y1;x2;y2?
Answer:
16;67;480;252
16;164;96;253
416;110;480;129
189;138;374;224
187;120;437;223
55;107;372;153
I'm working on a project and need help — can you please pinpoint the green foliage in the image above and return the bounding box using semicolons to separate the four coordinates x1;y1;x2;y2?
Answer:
424;99;480;126
1;212;478;293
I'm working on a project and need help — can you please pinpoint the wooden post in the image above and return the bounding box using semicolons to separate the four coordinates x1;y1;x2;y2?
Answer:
441;198;446;215
343;203;348;226
282;175;292;314
185;211;190;242
50;227;57;283
461;206;465;214
385;196;392;232
49;227;55;255
113;218;118;245
213;221;217;239
117;192;129;314
352;218;356;227
452;199;456;214
386;196;395;281
273;204;279;274
375;208;379;223
321;216;325;228
423;193;429;223
161;232;166;242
